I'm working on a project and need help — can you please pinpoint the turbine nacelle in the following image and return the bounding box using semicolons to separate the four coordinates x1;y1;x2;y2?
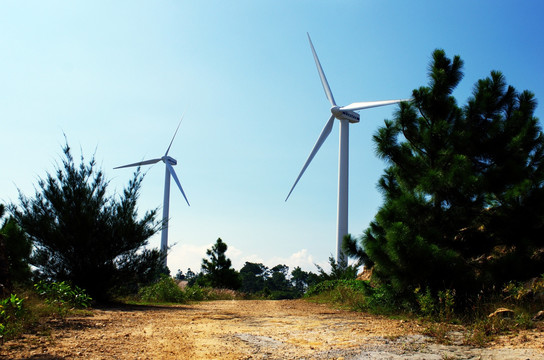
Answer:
331;106;360;123
163;156;177;166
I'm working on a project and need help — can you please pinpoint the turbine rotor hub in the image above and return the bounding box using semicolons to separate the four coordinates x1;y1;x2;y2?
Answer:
330;106;342;117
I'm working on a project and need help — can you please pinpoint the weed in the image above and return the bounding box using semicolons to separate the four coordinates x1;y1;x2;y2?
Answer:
34;281;92;316
515;312;535;330
423;322;451;344
0;294;25;342
438;289;455;322
415;287;435;318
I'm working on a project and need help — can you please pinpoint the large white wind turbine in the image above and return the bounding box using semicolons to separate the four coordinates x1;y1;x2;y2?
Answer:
286;33;410;265
115;119;190;267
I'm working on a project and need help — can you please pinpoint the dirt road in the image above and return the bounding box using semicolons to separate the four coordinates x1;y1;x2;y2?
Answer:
2;300;543;359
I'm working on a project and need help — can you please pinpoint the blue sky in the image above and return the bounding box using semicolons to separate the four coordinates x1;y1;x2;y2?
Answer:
2;1;543;274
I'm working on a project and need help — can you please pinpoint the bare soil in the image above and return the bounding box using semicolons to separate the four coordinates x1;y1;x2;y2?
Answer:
1;300;543;359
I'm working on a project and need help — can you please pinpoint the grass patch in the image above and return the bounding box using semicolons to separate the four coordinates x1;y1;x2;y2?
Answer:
1;283;93;343
129;276;247;305
304;276;544;347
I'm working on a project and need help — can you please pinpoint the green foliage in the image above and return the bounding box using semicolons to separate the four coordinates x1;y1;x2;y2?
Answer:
174;269;185;281
315;256;359;281
305;277;540;346
184;268;197;285
187;287;243;301
10;142;164;300
200;238;241;290
414;287;456;321
360;283;404;314
306;278;425;315
238;262;318;299
304;258;370;308
414;287;436;318
348;49;544;300
139;277;243;303
305;280;342;297
183;285;206;301
135;275;248;304
423;322;453;345
0;206;32;287
291;266;315;294
34;281;92;315
305;279;371;310
502;275;544;304
266;264;299;299
463;314;529;347
138;276;185;303
0;294;24;341
239;262;269;293
438;289;456;321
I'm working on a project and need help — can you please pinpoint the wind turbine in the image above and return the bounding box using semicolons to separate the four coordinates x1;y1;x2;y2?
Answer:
115;118;190;268
285;33;410;265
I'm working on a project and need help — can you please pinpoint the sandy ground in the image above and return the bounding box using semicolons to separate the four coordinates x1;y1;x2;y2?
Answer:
1;300;543;360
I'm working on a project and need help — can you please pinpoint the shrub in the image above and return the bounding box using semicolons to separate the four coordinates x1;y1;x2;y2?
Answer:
305;280;340;297
414;287;457;321
414;287;436;318
34;281;92;316
305;280;375;311
502;275;544;305
185;286;245;301
138;276;186;303
184;286;206;301
0;294;24;342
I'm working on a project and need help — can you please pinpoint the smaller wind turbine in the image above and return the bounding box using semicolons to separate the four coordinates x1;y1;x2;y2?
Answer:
115;118;190;268
286;33;410;265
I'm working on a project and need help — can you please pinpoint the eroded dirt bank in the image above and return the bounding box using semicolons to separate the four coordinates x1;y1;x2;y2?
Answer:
1;300;543;359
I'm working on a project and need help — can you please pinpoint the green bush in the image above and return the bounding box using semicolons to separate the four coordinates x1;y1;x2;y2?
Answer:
0;294;25;342
185;286;244;301
184;285;206;301
34;281;92;315
306;279;412;314
438;289;456;321
463;315;524;347
138;276;186;303
502;275;544;306
414;287;457;321
305;280;372;310
305;280;340;297
414;287;436;318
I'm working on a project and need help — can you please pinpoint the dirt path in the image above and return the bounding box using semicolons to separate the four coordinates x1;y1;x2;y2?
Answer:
1;300;543;359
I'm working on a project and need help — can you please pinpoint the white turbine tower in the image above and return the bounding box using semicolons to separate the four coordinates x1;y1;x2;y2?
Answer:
115;119;190;268
286;33;410;265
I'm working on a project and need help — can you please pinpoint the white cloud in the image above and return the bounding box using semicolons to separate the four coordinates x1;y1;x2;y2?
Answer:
167;242;211;273
231;248;327;274
167;243;336;276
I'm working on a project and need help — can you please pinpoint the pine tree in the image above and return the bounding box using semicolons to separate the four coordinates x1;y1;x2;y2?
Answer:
10;142;164;300
201;238;240;289
0;205;32;287
346;50;544;298
239;262;269;293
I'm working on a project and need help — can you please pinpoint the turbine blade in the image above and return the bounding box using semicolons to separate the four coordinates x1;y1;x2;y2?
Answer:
165;162;190;206
114;158;162;169
165;113;185;156
285;114;335;201
340;99;412;112
307;33;336;107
